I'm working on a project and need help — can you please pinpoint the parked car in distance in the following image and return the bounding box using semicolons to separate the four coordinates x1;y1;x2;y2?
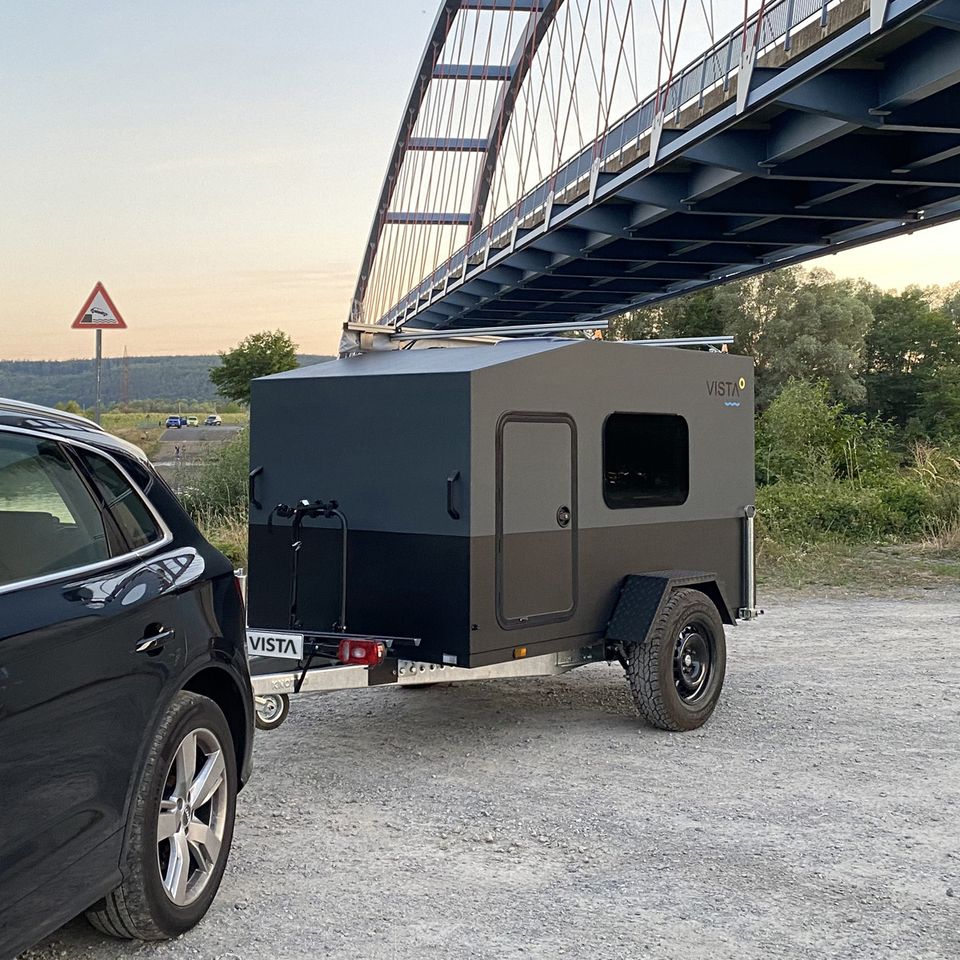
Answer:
164;415;185;428
185;416;199;427
204;414;222;426
0;398;254;958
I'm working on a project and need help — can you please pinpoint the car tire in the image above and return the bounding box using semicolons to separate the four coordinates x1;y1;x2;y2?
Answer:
625;588;726;732
85;691;238;941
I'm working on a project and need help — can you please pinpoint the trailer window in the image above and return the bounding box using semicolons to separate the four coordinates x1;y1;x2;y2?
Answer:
603;413;689;508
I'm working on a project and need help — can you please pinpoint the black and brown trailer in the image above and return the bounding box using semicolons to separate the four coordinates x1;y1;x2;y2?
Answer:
245;337;757;731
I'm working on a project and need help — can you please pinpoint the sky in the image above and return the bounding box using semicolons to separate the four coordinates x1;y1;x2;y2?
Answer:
1;0;959;362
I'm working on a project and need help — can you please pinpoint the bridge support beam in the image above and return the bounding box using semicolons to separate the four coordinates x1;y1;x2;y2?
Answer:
918;0;960;30
871;0;889;32
736;47;758;115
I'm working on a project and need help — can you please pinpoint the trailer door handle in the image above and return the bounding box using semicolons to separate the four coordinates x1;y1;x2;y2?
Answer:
249;466;263;510
446;471;461;520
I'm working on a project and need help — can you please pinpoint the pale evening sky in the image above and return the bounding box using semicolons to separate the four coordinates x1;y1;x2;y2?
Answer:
1;1;958;363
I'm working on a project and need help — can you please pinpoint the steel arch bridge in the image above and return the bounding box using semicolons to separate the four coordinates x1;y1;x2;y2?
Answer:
349;0;960;336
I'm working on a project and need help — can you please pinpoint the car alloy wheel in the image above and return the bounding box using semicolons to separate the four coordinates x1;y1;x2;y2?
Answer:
157;727;230;907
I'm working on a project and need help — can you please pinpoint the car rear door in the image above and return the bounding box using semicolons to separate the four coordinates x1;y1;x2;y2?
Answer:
0;429;186;946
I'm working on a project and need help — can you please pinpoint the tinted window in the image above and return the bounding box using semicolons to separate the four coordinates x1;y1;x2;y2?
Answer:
77;450;162;550
603;413;689;508
0;433;110;585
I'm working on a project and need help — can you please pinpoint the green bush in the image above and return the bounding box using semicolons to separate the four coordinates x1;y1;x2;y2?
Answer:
753;379;960;547
179;430;249;516
757;474;960;545
177;431;250;566
756;379;894;485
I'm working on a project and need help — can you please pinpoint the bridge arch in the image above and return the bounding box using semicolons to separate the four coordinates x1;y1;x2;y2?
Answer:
351;0;565;324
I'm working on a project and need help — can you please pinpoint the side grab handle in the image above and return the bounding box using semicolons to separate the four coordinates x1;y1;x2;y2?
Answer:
249;466;264;511
446;470;461;520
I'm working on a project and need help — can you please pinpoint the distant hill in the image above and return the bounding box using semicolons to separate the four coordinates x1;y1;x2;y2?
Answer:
0;354;333;407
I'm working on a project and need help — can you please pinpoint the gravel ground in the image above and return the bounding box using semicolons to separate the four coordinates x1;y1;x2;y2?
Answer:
23;591;960;960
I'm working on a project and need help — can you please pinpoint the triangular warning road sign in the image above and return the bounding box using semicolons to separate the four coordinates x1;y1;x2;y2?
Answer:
71;282;127;330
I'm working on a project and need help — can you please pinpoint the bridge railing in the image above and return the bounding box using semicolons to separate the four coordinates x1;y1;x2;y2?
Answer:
378;0;862;327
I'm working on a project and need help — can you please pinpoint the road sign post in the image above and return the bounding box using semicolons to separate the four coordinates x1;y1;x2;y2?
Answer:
71;282;127;425
95;329;102;423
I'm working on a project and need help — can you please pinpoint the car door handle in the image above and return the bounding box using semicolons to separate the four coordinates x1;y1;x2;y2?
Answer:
135;628;175;653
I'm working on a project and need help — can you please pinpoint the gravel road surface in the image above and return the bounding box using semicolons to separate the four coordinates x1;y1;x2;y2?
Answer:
23;591;960;960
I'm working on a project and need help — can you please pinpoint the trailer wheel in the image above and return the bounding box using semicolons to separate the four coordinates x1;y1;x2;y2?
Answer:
254;694;289;731
626;588;726;732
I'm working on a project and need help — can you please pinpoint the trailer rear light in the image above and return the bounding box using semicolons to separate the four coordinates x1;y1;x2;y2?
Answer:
337;638;387;667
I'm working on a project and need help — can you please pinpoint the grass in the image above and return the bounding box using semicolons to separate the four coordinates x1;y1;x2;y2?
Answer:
101;410;248;430
174;428;250;567
98;410;248;460
194;506;248;568
758;518;960;593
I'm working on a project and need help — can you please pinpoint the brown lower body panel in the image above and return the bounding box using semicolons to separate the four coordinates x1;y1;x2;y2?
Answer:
468;517;743;666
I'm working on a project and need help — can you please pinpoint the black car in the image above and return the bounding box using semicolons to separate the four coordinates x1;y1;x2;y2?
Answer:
0;400;253;959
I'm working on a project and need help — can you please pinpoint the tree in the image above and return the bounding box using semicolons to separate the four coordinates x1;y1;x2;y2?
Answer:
605;305;660;340
919;364;960;438
755;269;871;407
863;288;960;434
669;290;728;339
607;267;870;408
209;330;299;405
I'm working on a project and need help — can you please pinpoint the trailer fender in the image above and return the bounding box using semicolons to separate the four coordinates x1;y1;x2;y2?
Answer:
605;571;735;650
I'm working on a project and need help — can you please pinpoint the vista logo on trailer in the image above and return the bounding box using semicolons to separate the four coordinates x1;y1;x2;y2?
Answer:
71;282;128;329
706;376;746;407
245;630;304;660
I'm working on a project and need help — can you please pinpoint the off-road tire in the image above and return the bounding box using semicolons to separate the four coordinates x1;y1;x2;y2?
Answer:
626;588;726;732
85;691;238;940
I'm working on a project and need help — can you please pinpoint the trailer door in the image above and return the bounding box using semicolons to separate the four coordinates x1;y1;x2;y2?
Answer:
496;414;577;628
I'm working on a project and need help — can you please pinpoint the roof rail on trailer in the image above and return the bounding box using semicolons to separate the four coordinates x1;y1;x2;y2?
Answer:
341;320;733;354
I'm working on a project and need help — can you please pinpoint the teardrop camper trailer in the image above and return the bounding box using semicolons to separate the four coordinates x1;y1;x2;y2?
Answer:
246;337;758;733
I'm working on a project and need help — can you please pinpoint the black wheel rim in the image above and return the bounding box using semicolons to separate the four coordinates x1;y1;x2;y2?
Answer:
673;623;714;704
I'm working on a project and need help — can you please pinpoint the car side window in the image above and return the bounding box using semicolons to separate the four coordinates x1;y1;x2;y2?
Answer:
0;433;110;586
75;450;162;551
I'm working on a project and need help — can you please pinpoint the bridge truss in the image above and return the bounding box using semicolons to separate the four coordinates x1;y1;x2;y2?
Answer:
350;0;960;334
